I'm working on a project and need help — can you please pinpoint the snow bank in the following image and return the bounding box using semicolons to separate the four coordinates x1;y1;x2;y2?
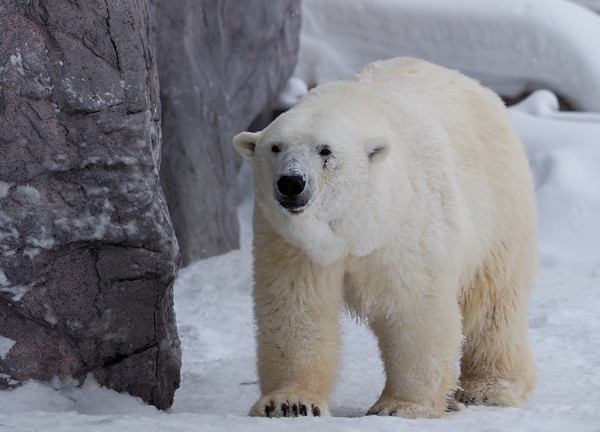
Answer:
570;0;600;13
296;0;600;111
510;90;600;269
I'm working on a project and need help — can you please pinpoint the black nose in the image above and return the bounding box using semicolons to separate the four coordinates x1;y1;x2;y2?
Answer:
277;175;305;197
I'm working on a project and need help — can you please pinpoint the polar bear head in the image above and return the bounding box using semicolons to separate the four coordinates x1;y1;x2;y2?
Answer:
233;81;395;264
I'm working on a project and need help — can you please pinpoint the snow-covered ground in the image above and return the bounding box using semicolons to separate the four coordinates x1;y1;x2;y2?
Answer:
1;90;599;432
2;0;600;430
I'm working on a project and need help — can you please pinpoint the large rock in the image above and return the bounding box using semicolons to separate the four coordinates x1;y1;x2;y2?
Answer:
151;0;301;264
0;0;181;409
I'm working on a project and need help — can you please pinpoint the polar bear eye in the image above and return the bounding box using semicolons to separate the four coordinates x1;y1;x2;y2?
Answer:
318;146;332;157
271;144;281;153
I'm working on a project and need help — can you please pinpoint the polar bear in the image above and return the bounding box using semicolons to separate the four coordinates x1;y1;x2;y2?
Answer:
233;57;537;419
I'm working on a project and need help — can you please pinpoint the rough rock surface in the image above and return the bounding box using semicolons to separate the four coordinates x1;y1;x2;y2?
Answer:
151;0;301;264
0;0;181;409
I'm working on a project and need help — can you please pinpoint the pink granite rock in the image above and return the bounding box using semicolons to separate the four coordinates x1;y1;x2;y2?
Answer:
0;0;180;409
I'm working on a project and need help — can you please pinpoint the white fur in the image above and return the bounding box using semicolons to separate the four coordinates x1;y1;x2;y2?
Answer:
233;57;537;419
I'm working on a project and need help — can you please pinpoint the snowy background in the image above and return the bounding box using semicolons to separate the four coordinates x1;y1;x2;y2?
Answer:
2;0;600;430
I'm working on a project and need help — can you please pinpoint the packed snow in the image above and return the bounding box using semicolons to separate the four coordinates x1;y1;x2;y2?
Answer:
2;0;600;430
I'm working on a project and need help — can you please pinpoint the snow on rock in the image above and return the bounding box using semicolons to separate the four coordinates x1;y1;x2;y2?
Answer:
0;284;33;302
0;182;13;199
295;0;600;111
0;335;16;360
9;50;24;76
0;268;9;287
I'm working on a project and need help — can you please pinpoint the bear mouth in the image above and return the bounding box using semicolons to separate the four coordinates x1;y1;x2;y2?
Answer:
277;198;309;214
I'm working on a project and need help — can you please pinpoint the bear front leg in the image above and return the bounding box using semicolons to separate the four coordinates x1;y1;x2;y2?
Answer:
366;288;463;419
250;226;345;417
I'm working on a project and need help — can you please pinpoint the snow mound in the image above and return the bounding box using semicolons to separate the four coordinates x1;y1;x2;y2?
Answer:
296;0;600;111
510;91;600;269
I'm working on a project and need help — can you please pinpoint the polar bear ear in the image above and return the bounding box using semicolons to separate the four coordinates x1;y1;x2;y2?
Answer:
365;136;391;163
233;131;261;164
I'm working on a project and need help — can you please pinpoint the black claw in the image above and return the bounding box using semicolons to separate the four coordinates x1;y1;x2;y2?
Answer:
366;409;381;416
292;404;299;417
460;394;475;405
300;404;308;416
281;403;289;417
312;405;321;417
265;405;271;417
390;410;397;416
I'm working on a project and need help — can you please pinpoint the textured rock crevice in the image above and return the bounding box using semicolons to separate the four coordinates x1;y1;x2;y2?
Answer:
0;0;180;409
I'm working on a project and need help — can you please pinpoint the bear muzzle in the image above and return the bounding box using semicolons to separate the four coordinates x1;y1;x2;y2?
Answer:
274;174;312;214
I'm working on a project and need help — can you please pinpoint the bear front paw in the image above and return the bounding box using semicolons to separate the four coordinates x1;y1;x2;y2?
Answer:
250;393;329;418
366;398;445;419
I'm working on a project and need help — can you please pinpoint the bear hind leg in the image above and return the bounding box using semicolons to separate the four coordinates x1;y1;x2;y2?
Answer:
365;286;463;419
457;261;536;407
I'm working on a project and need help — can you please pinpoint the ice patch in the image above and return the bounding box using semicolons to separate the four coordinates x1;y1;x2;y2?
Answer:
90;92;121;109
0;284;33;301
0;335;16;360
53;199;122;241
44;304;58;326
0;181;13;198
55;214;111;241
15;185;40;205
0;268;10;287
25;225;56;251
9;50;24;76
34;73;54;93
0;211;19;246
62;77;84;103
80;155;137;169
84;186;110;196
61;77;122;109
23;248;40;259
123;221;138;235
